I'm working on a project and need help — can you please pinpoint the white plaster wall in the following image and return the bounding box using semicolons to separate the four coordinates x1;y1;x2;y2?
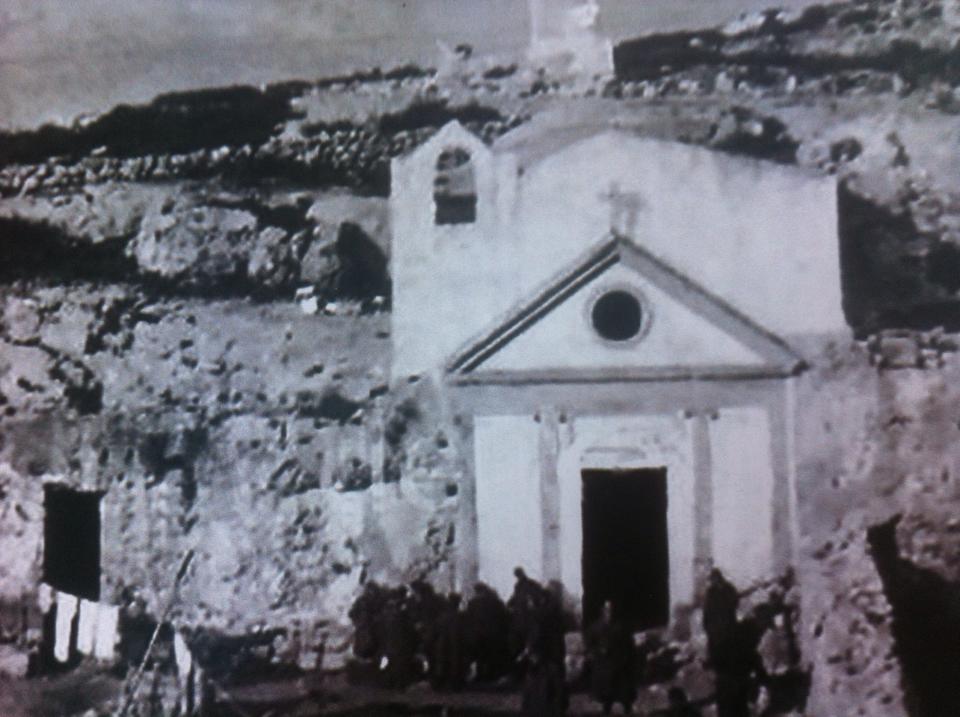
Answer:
474;415;543;598
710;406;775;587
482;263;765;372
515;133;843;339
556;413;697;612
391;126;840;380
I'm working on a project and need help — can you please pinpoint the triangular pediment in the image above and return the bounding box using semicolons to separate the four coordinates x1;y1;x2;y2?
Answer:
447;236;805;384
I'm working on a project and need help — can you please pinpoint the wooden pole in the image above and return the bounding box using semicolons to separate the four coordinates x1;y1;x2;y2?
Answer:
118;549;195;717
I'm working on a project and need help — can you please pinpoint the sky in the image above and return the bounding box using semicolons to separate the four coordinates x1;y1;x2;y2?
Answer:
0;0;838;130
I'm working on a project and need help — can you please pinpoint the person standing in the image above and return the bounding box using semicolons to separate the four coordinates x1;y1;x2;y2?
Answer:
464;582;512;682
585;601;637;715
521;649;568;717
348;580;386;662
376;586;420;689
519;578;569;716
703;569;739;670
703;569;771;717
431;593;468;692
508;567;542;668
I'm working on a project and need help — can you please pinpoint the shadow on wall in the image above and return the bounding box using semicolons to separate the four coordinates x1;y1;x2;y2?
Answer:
837;183;960;337
612;7;960;88
0;217;137;284
328;222;391;302
0;85;307;166
867;515;960;717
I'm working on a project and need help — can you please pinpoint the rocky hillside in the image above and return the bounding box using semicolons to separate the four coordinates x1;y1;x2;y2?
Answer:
0;1;958;336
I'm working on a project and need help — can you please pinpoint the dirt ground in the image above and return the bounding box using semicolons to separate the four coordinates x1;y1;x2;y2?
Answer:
0;664;702;716
0;664;122;717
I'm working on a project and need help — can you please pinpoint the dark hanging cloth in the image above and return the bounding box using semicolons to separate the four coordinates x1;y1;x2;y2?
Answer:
118;599;157;672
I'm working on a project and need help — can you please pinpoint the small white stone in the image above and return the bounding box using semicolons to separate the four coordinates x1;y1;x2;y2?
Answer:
715;72;736;93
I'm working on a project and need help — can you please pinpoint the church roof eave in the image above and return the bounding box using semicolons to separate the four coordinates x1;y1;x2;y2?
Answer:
448;363;805;387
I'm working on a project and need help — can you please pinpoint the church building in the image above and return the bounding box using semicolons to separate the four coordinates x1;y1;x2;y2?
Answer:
390;118;844;629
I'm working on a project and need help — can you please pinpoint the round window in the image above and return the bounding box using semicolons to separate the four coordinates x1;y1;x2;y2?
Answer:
591;290;643;341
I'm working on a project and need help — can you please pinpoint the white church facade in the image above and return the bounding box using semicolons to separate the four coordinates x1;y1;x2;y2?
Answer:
390;118;844;630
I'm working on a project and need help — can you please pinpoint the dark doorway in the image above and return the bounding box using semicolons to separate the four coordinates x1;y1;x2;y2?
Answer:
582;468;669;631
43;485;101;600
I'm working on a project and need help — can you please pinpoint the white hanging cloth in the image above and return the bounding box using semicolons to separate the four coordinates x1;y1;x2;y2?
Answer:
173;631;193;683
54;592;78;663
93;604;120;661
76;599;99;655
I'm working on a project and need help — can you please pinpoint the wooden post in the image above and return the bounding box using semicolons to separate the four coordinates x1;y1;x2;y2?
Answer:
118;549;194;717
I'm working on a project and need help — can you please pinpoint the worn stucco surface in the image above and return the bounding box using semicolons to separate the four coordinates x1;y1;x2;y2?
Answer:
0;284;470;663
391;123;842;379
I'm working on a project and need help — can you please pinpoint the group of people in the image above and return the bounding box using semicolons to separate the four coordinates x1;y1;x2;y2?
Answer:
350;567;807;715
703;569;807;717
347;568;569;695
349;567;712;715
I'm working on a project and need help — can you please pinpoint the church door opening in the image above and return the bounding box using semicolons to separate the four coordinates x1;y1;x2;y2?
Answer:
43;485;101;600
581;468;669;631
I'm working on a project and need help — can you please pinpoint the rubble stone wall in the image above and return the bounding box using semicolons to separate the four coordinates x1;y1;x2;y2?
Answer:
794;335;960;716
0;283;470;665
